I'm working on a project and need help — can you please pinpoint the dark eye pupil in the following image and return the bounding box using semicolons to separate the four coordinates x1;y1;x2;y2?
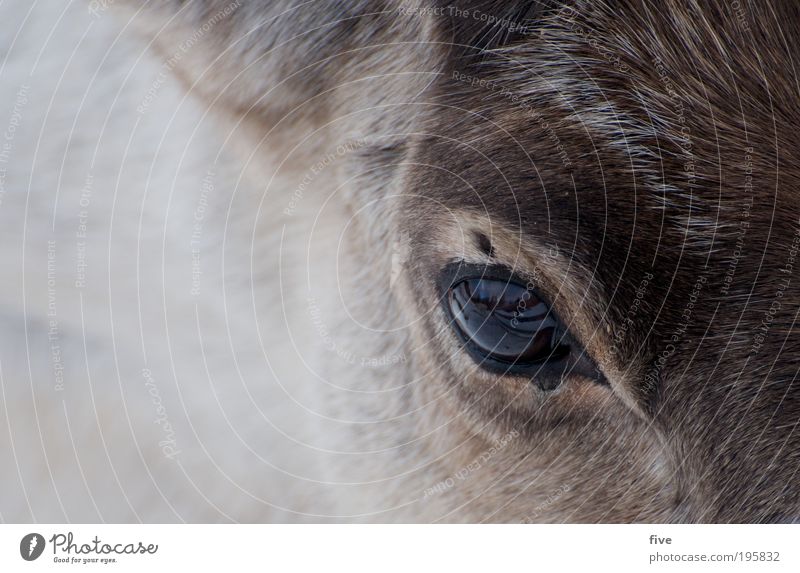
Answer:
448;278;569;364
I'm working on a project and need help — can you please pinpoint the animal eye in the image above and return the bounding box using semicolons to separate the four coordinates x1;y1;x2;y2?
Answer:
447;278;569;365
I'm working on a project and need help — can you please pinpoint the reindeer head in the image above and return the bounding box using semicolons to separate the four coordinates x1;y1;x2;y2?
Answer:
121;0;800;522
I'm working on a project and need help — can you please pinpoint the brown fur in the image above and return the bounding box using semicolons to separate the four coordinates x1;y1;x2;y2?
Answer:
124;0;800;523
7;0;795;522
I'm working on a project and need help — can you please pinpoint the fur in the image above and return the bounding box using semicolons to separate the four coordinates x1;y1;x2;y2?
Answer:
0;0;798;522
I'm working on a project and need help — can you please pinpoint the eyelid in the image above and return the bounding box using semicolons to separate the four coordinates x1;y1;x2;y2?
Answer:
438;261;556;310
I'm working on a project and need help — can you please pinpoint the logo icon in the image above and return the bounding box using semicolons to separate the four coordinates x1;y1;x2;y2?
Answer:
20;533;45;561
